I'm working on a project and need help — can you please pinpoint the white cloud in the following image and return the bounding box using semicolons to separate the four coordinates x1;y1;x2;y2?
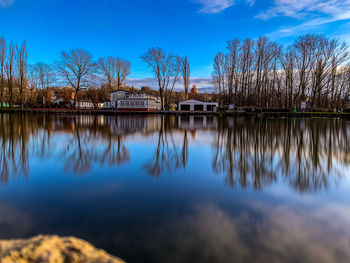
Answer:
195;0;236;14
268;16;339;38
257;0;350;20
0;0;14;8
194;0;257;13
246;0;255;6
259;0;350;37
138;202;350;262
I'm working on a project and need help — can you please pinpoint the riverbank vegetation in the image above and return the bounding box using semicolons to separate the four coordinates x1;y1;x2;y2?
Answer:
0;34;350;111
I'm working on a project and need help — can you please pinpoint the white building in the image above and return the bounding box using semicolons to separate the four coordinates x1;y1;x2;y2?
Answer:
72;100;95;109
179;99;218;112
104;90;162;111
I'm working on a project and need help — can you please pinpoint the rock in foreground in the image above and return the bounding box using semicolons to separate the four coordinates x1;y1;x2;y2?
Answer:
0;235;125;263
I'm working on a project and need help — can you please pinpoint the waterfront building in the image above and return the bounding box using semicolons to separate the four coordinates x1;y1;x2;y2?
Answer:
178;99;218;112
74;100;95;109
104;90;162;111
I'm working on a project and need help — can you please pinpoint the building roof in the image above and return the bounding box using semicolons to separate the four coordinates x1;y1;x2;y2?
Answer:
110;90;135;94
179;99;218;105
110;89;161;98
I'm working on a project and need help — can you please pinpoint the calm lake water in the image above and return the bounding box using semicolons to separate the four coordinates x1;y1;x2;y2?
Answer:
1;113;350;263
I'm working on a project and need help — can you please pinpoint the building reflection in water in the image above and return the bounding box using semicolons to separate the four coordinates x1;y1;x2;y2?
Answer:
0;113;349;192
178;115;217;131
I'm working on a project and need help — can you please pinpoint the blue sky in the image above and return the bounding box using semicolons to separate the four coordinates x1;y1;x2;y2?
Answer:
0;0;350;82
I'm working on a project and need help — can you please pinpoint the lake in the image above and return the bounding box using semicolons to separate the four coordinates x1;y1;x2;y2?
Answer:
0;113;350;263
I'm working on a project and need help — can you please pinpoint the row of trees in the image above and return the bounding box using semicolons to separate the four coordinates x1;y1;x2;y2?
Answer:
0;36;132;108
212;35;350;110
2;34;350;111
0;38;28;109
0;35;193;111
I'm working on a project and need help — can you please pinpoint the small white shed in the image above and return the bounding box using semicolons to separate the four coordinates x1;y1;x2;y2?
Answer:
179;99;218;112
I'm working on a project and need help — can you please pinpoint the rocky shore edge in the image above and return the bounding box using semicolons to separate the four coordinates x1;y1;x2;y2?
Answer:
0;235;125;263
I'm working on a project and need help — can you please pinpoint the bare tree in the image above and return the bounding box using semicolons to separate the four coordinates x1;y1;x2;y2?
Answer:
98;56;131;91
32;62;55;107
239;38;254;106
16;41;28;109
0;37;6;109
115;58;131;90
182;56;190;100
294;35;349;109
212;52;227;106
5;42;15;109
98;57;116;90
294;35;318;106
57;49;95;108
28;65;38;107
340;64;350;107
32;62;54;90
226;39;240;105
280;47;296;109
164;55;182;110
253;37;280;107
141;47;181;111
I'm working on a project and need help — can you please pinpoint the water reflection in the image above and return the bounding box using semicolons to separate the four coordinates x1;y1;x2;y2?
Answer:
0;113;349;192
0;114;29;183
1;113;350;263
213;118;349;192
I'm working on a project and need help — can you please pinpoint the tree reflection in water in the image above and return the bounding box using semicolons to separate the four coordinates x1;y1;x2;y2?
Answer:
0;113;29;184
0;114;136;177
0;113;349;192
212;117;349;192
142;116;184;177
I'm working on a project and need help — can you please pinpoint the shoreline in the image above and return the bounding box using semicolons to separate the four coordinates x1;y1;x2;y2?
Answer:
0;108;350;118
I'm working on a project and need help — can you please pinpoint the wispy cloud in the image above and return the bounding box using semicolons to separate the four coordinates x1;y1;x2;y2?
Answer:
195;0;236;14
194;0;257;14
259;0;350;37
0;0;14;8
143;203;350;262
257;0;350;20
246;0;255;7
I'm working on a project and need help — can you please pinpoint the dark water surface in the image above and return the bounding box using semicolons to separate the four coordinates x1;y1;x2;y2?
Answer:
1;113;350;263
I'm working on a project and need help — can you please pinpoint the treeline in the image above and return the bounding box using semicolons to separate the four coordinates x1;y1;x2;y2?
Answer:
0;36;195;111
0;36;133;109
1;34;350;111
212;35;350;110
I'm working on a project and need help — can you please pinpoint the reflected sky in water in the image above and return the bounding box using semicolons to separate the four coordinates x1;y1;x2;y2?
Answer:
0;113;350;263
